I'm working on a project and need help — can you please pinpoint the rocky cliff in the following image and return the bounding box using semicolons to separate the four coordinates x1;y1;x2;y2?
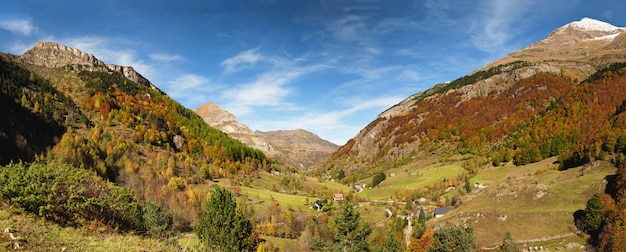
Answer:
19;41;161;92
194;102;274;152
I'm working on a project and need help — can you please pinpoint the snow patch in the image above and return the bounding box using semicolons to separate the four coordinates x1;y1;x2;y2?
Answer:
570;17;623;33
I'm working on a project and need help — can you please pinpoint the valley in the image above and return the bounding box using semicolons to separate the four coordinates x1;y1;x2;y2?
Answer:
2;17;626;251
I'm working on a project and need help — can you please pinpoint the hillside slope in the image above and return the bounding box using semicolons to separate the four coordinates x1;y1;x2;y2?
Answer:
0;41;270;232
323;18;626;179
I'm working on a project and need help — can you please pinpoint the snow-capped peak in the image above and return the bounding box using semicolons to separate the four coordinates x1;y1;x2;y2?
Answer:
569;17;623;32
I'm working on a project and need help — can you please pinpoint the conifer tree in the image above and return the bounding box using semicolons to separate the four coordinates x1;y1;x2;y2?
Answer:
334;203;372;252
196;185;258;251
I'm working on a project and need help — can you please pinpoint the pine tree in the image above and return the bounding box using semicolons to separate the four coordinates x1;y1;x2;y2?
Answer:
427;225;479;252
418;207;428;223
334;203;372;252
582;193;604;236
498;232;520;252
195;185;258;251
142;201;172;238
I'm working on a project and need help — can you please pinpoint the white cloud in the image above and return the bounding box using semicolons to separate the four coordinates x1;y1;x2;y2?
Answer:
220;48;263;73
470;0;536;53
247;95;404;145
0;18;36;36
165;74;213;107
167;74;210;90
219;49;330;115
149;53;182;61
221;69;303;115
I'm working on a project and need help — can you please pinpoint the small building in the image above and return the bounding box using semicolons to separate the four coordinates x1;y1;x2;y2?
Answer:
333;193;345;201
313;200;323;210
434;206;454;218
417;197;427;204
474;182;488;189
353;183;368;193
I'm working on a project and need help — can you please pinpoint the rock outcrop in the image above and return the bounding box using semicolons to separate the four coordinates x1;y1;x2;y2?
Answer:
194;102;274;153
19;41;162;92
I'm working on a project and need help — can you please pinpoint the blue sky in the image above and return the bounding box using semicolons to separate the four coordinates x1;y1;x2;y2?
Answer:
1;0;625;145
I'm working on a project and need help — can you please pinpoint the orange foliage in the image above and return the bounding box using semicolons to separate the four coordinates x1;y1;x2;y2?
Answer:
408;227;433;252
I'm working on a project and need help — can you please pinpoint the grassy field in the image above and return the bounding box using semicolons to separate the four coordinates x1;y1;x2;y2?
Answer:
0;207;175;251
430;158;614;249
358;162;465;200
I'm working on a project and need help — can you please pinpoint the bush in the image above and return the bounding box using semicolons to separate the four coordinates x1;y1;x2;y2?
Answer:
371;172;386;188
142;201;173;238
0;160;142;231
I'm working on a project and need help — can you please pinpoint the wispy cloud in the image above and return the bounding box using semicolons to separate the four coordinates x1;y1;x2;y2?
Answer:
165;74;213;107
218;48;330;115
470;0;536;53
220;48;263;73
221;64;324;115
250;95;404;144
0;18;36;36
149;53;182;61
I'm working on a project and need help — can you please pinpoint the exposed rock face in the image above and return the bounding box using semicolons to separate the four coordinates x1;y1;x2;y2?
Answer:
20;41;107;71
106;64;161;93
19;41;161;92
194;102;339;169
194;102;274;152
256;129;339;170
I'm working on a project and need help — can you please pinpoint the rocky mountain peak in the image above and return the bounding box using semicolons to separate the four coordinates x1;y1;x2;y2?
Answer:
21;41;107;71
194;102;274;152
19;41;161;92
194;102;339;169
542;17;623;45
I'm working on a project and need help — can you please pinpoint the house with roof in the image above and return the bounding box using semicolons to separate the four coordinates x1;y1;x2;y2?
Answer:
333;193;345;201
434;206;454;218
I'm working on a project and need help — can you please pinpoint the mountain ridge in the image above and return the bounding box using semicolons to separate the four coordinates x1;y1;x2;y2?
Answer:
324;17;626;178
194;102;338;169
18;41;162;93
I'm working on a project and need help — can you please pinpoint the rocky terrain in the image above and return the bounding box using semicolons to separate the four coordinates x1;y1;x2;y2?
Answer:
194;102;338;169
17;41;161;92
194;102;274;152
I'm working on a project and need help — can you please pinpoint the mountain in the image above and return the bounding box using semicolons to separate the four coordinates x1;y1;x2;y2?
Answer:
485;17;626;71
256;129;339;170
194;102;338;169
320;17;626;248
0;41;269;234
3;17;626;250
194;102;274;152
18;41;162;93
325;17;626;176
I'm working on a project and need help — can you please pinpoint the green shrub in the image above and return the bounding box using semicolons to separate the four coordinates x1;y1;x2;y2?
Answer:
0;160;142;231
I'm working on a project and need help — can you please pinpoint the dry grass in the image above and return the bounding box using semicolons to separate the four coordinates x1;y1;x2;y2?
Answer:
0;206;175;251
429;158;614;249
